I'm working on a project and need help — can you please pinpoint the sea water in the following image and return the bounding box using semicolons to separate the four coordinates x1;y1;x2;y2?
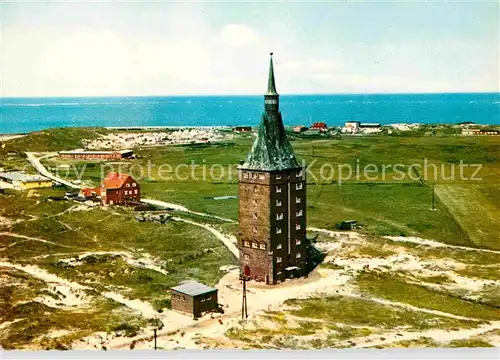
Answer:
1;93;499;134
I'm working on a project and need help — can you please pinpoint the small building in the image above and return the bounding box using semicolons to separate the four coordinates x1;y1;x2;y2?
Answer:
234;126;252;133
343;121;360;133
293;125;308;133
78;187;101;199
0;172;52;190
58;149;133;160
359;122;382;134
100;172;140;205
310;122;328;132
360;122;381;128
462;129;481;135
462;129;499;136
170;281;218;318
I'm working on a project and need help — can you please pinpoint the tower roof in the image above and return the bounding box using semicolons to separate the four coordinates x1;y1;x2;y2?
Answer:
241;53;300;172
242;113;300;171
266;52;278;96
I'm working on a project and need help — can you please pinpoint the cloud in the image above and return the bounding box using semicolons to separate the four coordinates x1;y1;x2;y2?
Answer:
220;24;258;47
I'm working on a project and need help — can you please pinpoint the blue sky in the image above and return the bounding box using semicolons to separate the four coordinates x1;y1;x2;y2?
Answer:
2;0;498;97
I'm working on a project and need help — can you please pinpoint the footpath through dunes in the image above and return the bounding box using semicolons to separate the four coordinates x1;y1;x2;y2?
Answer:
141;198;236;223
25;152;81;189
434;184;500;251
172;217;239;258
0;260;158;317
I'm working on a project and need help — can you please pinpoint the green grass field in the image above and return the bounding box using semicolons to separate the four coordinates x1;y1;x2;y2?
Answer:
33;133;500;247
1;129;499;349
435;184;500;250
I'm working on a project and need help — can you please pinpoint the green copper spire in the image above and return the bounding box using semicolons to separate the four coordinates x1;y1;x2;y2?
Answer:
266;52;278;96
241;53;300;171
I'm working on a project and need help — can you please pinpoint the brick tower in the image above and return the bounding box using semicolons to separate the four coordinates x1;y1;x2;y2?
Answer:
238;53;307;285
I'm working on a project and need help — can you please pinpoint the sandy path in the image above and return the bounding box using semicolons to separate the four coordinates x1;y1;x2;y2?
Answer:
0;261;91;308
308;226;500;256
141;198;235;223
59;251;169;276
384;235;500;255
0;232;80;251
108;268;353;349
0;260;157;316
25;152;81;189
351;321;500;348
307;227;365;241
337;291;481;322
119;265;486;350
172;217;238;258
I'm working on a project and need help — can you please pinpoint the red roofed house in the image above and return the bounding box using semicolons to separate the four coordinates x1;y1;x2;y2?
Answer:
310;122;328;132
101;172;140;205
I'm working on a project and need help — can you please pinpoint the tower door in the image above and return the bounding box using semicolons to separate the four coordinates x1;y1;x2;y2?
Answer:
244;265;251;277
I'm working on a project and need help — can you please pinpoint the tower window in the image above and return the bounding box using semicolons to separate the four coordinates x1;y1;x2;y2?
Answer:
252;242;258;249
253;213;257;220
276;228;282;234
296;223;301;230
296;209;303;217
253;186;258;193
276;186;282;193
276;175;282;180
244;240;250;247
296;253;301;259
276;257;282;263
253;227;257;233
296;171;303;178
276;200;282;207
259;173;265;180
259;243;266;250
252;173;258;180
296;197;301;204
296;238;301;245
276;213;284;220
296;183;303;190
276;244;282;250
243;172;249;179
244;254;250;261
253;200;257;206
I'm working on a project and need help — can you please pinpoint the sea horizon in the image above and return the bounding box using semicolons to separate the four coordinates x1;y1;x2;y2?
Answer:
1;92;499;134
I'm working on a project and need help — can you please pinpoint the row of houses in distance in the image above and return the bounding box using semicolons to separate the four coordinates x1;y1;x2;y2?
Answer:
341;121;382;134
59;149;134;160
292;121;383;135
462;128;499;136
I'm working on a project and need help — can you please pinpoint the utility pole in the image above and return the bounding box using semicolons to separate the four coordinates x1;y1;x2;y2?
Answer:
241;275;248;319
153;313;158;350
